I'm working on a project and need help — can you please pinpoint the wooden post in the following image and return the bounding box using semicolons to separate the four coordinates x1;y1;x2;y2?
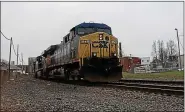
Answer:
8;37;12;80
16;44;19;78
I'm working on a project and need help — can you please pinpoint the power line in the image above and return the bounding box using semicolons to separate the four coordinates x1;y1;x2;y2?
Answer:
1;31;27;74
18;53;26;64
19;55;22;63
21;53;26;65
12;40;17;56
1;31;24;64
1;31;11;40
17;44;19;65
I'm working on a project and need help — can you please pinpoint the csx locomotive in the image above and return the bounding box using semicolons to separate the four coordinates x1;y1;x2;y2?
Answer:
34;22;123;82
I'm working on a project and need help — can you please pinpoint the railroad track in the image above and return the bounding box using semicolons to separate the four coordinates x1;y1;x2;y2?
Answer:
104;82;184;95
36;76;184;96
120;79;184;85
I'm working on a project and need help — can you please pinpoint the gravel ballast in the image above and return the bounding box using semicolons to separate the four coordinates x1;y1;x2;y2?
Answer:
1;75;184;111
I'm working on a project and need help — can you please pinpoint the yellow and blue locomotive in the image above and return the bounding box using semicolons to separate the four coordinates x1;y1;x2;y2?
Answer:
34;22;123;82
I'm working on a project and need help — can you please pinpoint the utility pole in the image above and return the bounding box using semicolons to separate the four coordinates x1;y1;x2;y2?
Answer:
129;54;133;66
129;54;133;73
8;37;12;80
17;44;19;65
16;44;19;78
21;53;23;74
175;28;182;70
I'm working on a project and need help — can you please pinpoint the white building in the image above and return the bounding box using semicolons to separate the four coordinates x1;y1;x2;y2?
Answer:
140;57;151;72
141;57;150;65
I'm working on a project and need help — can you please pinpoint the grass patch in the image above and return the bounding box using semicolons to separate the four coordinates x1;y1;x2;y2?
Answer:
122;70;184;81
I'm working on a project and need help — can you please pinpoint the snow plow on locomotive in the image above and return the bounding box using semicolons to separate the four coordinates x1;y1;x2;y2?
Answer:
34;22;123;82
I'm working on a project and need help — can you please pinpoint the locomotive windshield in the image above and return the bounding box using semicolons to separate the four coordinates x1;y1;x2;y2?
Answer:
77;28;111;35
97;28;111;34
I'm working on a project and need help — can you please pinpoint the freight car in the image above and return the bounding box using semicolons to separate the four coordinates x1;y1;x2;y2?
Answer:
34;22;123;82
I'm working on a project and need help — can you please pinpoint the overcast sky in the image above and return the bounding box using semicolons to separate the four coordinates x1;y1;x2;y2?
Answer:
1;2;183;65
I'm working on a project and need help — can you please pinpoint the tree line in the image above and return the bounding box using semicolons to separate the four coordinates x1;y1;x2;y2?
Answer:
151;40;178;68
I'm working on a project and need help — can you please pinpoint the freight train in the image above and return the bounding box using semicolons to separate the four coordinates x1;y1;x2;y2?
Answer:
33;22;123;82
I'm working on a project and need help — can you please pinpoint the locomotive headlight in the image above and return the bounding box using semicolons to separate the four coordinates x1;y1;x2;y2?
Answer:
92;52;97;57
99;34;103;40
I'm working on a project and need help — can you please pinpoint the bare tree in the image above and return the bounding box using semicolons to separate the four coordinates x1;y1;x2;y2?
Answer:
158;40;165;67
151;41;158;68
151;40;178;68
151;41;157;60
166;40;177;61
163;48;168;68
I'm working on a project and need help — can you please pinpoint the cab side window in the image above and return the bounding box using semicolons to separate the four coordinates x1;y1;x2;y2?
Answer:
65;36;68;43
70;30;75;40
69;31;73;40
64;34;70;43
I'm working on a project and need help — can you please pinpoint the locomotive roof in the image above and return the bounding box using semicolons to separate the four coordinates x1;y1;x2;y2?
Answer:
70;22;111;31
41;44;59;57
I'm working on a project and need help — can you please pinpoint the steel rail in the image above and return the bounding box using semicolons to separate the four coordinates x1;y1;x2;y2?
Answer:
120;79;184;85
105;82;184;96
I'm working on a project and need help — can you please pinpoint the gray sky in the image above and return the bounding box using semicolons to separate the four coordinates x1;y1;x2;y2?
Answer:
1;2;183;65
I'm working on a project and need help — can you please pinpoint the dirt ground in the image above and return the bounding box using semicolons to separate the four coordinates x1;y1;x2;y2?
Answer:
1;71;21;86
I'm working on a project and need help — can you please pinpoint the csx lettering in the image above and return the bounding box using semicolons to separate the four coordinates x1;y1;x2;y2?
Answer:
92;41;109;48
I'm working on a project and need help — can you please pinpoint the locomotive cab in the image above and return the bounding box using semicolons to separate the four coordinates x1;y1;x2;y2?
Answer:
76;23;123;82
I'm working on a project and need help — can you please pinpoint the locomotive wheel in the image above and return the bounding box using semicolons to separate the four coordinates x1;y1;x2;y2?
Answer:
45;73;49;79
43;68;50;80
77;75;81;80
34;72;38;78
40;71;43;78
45;71;49;79
65;74;69;80
64;69;69;80
71;76;75;80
